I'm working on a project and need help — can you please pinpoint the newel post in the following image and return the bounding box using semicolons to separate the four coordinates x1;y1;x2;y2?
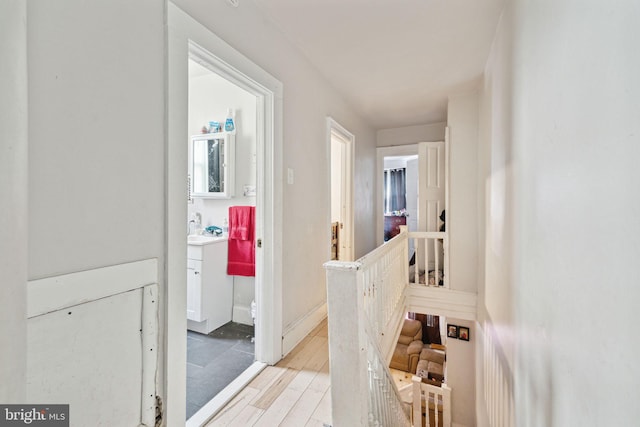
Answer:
324;261;369;427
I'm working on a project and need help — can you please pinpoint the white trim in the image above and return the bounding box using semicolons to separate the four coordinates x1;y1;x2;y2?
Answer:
375;144;419;245
444;126;451;280
168;4;284;425
232;304;254;326
282;302;327;356
327;117;355;261
0;0;28;403
141;284;159;427
26;260;159;427
186;362;267;427
26;258;158;318
166;7;191;423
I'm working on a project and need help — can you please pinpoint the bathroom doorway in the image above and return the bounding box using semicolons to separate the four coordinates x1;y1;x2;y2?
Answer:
185;56;259;421
167;4;284;425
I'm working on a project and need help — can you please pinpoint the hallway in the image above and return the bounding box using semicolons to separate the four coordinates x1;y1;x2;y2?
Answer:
207;319;331;426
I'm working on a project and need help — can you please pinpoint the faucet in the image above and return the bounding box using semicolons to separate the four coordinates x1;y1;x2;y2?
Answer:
188;212;203;235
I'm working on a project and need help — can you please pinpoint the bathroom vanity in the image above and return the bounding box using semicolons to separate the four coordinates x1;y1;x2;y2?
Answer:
187;235;233;334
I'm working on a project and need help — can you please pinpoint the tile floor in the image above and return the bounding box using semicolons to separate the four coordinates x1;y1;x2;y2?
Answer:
187;322;255;420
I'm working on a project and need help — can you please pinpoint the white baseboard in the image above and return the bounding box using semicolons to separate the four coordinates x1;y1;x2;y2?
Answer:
232;304;253;326
187;318;209;335
282;302;327;356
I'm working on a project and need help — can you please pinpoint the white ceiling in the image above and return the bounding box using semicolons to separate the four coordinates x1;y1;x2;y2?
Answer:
253;0;505;129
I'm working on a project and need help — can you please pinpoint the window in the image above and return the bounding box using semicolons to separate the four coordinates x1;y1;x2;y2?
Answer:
383;167;406;213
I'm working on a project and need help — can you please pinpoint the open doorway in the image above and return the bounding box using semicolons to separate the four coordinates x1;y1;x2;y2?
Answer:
185;55;259;420
382;154;418;242
167;4;284;426
376;142;447;245
328;118;354;261
376;145;419;245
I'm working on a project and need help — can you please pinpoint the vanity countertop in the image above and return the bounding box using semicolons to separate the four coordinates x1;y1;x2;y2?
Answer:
187;234;228;246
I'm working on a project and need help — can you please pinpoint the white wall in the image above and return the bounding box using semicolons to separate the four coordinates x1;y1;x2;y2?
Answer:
475;7;517;426
448;92;479;293
377;122;446;147
26;0;166;408
476;1;640;426
445;318;475;427
188;60;257;224
383;157;412;170
27;0;165;279
172;0;378;332
0;0;27;403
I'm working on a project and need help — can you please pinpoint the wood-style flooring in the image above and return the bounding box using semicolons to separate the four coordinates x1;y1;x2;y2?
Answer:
206;319;332;427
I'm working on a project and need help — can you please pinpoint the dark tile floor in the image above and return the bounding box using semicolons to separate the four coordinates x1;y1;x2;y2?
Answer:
186;322;255;420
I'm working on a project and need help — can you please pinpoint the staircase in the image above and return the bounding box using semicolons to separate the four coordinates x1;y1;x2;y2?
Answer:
324;226;471;426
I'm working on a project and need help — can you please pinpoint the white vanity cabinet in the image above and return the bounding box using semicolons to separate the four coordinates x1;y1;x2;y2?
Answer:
187;237;233;334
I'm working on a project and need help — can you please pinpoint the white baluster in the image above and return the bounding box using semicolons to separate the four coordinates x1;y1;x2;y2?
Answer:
433;390;439;427
434;238;440;287
424;236;429;286
414;237;419;284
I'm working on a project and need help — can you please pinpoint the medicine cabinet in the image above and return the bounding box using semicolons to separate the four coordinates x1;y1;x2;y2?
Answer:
190;132;235;199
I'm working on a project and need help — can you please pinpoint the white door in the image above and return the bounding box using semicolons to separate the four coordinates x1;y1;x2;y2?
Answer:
406;158;419;233
418;141;445;232
417;141;446;274
406;158;419;254
186;259;201;321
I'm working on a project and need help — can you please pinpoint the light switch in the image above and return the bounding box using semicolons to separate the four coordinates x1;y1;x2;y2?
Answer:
287;168;294;185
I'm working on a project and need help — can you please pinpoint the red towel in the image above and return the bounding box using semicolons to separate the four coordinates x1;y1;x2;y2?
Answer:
229;205;253;241
227;206;255;276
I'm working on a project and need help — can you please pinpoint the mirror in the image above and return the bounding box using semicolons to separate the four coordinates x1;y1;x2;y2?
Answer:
191;132;235;199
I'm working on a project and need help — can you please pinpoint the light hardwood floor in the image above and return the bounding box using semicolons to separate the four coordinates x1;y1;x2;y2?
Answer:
206;319;332;427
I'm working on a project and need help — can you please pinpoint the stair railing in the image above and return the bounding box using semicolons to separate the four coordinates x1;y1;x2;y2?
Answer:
325;227;411;426
412;376;452;427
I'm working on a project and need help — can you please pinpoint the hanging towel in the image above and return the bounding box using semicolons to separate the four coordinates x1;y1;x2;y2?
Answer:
227;206;255;277
229;205;253;241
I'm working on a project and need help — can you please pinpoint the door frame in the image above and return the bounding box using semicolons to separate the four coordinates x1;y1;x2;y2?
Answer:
167;4;283;425
327;117;354;261
376;144;419;245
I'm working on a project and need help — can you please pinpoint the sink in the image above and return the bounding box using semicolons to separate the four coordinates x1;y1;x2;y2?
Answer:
187;234;226;245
